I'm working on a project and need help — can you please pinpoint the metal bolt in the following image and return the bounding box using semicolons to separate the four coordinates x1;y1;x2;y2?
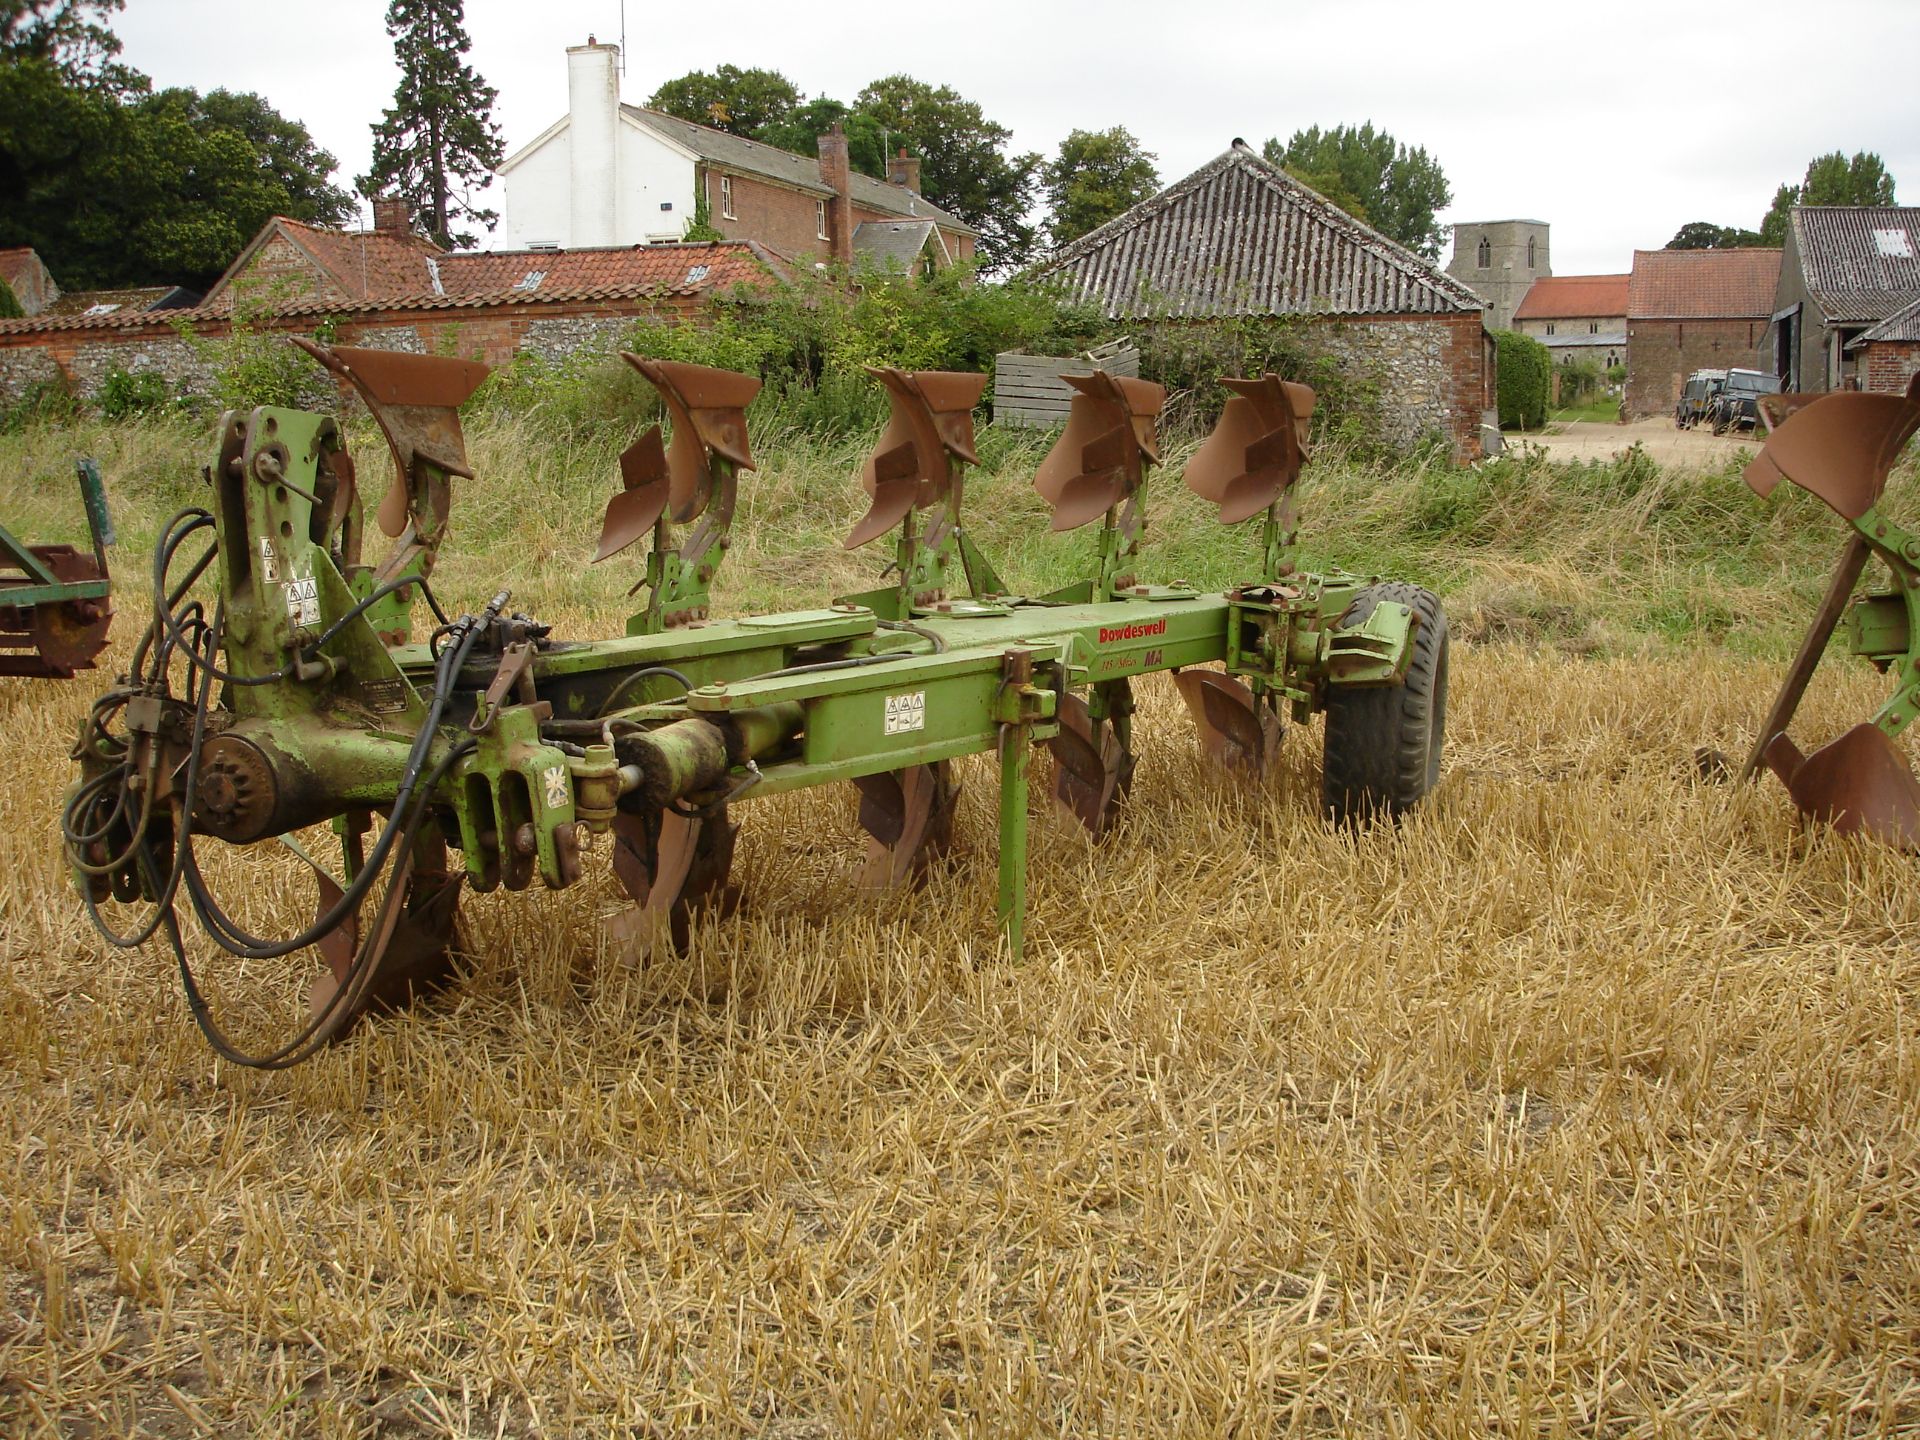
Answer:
512;823;538;856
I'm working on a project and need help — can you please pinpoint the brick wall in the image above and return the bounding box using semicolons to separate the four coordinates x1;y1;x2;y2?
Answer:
0;292;707;406
2;251;60;315
1624;317;1767;419
1860;341;1920;396
710;170;831;264
1307;313;1488;461
707;165;974;270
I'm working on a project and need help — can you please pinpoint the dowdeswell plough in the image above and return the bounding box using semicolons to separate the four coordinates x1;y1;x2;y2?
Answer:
64;342;1446;1066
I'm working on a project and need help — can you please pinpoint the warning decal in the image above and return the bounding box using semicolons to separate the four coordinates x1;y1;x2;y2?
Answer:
284;576;319;627
884;691;926;735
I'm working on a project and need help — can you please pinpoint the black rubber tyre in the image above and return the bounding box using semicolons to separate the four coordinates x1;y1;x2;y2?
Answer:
1322;582;1448;823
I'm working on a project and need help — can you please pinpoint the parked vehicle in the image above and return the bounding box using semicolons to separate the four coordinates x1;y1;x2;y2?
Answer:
1706;368;1782;435
1674;369;1726;429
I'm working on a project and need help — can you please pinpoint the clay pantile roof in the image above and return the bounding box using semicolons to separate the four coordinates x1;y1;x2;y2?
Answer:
622;107;975;235
280;219;442;300
1627;248;1781;320
438;243;782;296
0;240;787;338
1792;206;1920;323
1513;274;1628;321
1034;142;1485;319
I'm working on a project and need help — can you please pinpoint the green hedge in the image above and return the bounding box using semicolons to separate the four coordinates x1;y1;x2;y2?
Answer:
1494;329;1550;430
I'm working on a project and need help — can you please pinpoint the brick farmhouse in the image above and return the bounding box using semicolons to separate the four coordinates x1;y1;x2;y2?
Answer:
1623;248;1780;419
1034;141;1494;460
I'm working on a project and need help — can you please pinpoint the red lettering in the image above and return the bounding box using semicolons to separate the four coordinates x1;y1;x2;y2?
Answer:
1097;617;1168;645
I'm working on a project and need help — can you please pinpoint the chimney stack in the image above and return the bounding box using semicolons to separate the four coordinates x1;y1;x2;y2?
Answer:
567;40;621;247
887;148;922;195
371;196;412;237
816;124;854;266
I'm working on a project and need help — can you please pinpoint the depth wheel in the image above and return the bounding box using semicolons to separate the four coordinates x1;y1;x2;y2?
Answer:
1322;582;1448;823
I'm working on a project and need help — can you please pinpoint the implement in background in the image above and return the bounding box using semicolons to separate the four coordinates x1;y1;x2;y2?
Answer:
1732;374;1920;842
1;458;114;677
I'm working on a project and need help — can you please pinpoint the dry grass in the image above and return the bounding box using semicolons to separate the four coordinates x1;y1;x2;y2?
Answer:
4;414;1920;1434
4;630;1919;1435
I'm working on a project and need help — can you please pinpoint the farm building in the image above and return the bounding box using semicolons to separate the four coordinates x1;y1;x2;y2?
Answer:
1623;248;1780;419
1512;274;1628;373
0;210;786;407
1033;141;1493;460
1770;206;1920;393
495;41;974;271
1849;295;1920;395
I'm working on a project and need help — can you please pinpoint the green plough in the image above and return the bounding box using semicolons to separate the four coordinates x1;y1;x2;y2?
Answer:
64;343;1446;1065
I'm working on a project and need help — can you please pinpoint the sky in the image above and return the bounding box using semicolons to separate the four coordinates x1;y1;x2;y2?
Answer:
116;0;1920;277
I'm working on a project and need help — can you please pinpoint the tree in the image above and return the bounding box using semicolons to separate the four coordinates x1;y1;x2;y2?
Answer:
1042;127;1158;249
1667;220;1763;249
359;0;503;249
754;97;887;179
853;76;1040;272
0;60;353;287
647;65;802;139
1261;123;1452;260
0;0;138;91
177;89;355;227
1759;151;1898;245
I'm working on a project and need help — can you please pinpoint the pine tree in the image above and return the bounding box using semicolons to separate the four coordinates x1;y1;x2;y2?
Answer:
358;0;502;249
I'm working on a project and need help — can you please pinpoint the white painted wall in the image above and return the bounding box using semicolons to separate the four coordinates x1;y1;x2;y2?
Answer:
617;117;700;245
567;45;619;248
498;130;572;249
496;44;701;251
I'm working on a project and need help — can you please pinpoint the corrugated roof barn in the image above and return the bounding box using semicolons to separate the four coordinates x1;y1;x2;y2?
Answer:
1028;141;1493;461
1033;142;1485;320
1789;207;1920;323
1773;206;1920;392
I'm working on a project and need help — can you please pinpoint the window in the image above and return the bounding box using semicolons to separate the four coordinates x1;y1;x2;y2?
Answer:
816;198;828;240
719;175;735;219
1527;236;1536;268
1589;321;1598;334
513;270;546;292
1545;322;1555;335
1476;236;1491;267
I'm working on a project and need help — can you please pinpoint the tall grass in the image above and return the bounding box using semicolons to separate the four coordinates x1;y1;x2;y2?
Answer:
3;410;1918;1434
4;406;1903;659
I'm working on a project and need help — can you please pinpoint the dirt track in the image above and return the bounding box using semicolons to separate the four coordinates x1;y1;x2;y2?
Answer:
1519;415;1763;467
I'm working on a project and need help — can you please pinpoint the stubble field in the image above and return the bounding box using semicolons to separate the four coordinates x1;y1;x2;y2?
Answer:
2;409;1917;1436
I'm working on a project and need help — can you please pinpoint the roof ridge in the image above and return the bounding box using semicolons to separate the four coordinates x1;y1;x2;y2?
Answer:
1038;142;1484;315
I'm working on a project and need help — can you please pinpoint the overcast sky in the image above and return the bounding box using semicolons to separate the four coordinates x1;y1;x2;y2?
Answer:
116;0;1919;276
